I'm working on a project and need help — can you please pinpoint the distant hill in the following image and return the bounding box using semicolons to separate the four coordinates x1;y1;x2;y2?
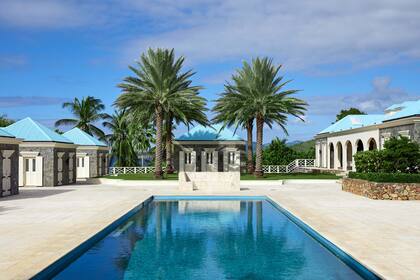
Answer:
286;140;302;147
289;139;315;153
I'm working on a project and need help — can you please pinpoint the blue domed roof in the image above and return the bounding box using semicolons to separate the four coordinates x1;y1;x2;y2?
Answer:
176;124;243;141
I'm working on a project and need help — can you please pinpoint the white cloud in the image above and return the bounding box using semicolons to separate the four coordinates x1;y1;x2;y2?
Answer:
123;0;420;70
306;76;418;115
0;0;105;28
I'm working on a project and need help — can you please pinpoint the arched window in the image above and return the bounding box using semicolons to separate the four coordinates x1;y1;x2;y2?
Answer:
356;140;364;152
329;143;334;169
368;138;377;150
336;142;343;169
346;141;353;170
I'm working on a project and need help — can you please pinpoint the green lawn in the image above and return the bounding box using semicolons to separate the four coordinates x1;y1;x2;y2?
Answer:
103;172;340;180
103;173;178;180
240;173;341;180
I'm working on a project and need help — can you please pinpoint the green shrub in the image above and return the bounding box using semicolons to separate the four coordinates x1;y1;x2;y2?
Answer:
348;172;420;183
354;136;419;173
381;136;420;173
353;150;384;173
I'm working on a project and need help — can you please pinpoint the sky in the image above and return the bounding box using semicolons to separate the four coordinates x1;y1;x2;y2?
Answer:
1;0;420;143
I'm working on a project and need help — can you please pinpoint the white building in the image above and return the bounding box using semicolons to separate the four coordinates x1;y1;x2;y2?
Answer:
315;100;420;171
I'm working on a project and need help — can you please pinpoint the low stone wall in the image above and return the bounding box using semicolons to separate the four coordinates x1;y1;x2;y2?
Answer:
342;178;420;200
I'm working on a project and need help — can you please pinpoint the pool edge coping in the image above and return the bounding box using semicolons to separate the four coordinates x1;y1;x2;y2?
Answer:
30;195;383;280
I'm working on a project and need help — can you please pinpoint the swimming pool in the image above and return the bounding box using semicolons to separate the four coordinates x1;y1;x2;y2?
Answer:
34;196;380;279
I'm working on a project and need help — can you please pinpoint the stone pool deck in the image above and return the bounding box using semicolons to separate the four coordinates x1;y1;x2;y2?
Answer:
0;181;419;279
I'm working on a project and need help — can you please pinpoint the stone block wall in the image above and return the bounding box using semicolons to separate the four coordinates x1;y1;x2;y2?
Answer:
0;143;19;197
20;146;55;186
342;178;420;200
173;143;246;173
379;123;419;147
53;147;76;186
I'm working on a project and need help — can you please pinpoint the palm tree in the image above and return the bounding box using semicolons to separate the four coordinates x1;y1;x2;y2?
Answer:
213;94;255;174
116;48;207;179
103;111;138;167
55;96;107;139
216;58;307;177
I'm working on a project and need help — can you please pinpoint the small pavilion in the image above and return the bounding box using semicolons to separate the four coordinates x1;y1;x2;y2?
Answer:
0;128;21;197
173;124;246;173
63;128;110;179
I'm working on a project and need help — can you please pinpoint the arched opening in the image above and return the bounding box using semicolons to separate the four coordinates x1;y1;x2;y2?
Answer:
329;143;334;169
336;142;343;169
346;141;353;170
368;138;377;150
356;139;364;152
319;148;323;167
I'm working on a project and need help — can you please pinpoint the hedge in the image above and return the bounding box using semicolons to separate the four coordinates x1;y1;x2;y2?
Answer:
348;172;420;183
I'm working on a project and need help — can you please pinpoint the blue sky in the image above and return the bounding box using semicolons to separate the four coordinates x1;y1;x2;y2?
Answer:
1;0;419;142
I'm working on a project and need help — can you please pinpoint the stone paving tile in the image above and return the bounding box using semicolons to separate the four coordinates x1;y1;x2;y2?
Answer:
0;183;419;279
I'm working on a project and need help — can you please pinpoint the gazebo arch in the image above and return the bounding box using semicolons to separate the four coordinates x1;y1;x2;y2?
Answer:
345;141;353;170
329;143;335;169
368;138;377;150
336;142;343;169
356;139;364;152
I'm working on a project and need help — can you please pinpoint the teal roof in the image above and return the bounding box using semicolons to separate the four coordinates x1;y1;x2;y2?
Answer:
176;124;244;141
63;127;107;147
4;117;73;143
319;99;420;135
0;128;16;138
384;99;420;121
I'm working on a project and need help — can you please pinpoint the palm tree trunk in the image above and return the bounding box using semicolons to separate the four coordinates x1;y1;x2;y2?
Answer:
165;114;175;174
246;119;254;174
254;115;264;177
155;105;164;179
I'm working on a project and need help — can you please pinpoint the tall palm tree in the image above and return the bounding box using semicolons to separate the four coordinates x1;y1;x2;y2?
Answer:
116;48;207;179
216;58;307;177
213;94;255;174
55;96;107;139
103;111;138;167
164;99;209;174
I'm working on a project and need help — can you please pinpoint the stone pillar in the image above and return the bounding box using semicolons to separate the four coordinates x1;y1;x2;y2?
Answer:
57;152;65;185
68;152;74;183
342;145;348;171
1;150;15;197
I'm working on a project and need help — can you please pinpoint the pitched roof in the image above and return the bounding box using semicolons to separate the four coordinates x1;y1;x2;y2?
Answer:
175;124;244;141
63;127;107;147
319;99;420;135
0;127;16;138
319;115;385;134
4;117;73;143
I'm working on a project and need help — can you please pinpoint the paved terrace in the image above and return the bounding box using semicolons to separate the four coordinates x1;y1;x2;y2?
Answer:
0;182;419;279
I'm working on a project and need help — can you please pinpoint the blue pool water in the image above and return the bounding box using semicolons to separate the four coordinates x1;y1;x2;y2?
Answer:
52;198;372;279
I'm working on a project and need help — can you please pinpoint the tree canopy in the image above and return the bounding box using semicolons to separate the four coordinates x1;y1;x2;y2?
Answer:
335;107;366;122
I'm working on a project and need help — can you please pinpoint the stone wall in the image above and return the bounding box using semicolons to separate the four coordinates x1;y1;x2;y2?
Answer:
20;146;55;186
0;143;19;197
342;178;420;200
379;123;420;147
173;143;246;173
53;147;76;186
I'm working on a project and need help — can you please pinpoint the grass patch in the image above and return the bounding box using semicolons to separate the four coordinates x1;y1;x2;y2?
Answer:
103;173;178;180
348;172;420;183
103;172;341;181
241;173;341;180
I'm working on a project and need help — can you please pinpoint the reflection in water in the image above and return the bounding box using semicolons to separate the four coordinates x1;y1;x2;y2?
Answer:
178;200;241;213
54;200;363;280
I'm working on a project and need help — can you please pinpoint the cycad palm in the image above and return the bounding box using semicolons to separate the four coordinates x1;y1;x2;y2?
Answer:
215;58;307;177
55;96;107;139
116;48;207;179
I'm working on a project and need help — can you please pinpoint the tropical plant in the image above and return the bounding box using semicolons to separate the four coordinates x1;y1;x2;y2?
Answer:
0;114;14;127
103;111;138;167
116;48;208;179
215;57;307;177
55;96;107;139
354;136;420;173
335;108;366;122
